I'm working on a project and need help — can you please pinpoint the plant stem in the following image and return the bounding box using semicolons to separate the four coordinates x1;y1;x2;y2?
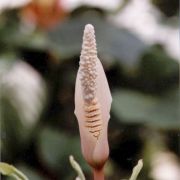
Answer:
93;168;104;180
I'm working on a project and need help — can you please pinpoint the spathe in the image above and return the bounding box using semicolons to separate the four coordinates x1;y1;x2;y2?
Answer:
74;24;112;170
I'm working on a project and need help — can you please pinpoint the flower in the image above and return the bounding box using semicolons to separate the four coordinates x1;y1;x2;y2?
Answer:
74;24;112;171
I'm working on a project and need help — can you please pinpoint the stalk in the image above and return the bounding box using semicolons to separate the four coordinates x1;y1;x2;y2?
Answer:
93;168;105;180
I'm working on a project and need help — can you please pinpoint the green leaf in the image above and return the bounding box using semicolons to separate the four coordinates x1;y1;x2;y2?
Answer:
38;128;89;176
112;89;180;130
112;90;158;122
0;20;49;52
148;89;179;129
139;45;179;80
0;162;28;180
38;128;68;169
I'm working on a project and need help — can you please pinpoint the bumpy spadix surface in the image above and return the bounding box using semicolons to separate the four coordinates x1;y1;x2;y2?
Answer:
79;24;97;104
74;24;112;169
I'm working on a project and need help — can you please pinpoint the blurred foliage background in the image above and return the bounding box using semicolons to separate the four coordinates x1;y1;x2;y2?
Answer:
0;0;179;180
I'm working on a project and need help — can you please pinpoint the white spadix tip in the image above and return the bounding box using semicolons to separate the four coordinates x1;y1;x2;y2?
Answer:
84;24;94;32
80;24;97;103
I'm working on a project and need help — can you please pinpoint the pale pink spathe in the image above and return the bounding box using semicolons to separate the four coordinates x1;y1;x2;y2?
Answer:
74;24;112;169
